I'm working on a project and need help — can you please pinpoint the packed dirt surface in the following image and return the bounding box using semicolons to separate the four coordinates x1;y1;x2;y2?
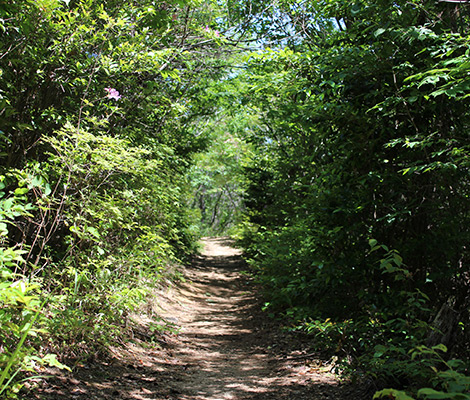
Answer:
27;238;366;399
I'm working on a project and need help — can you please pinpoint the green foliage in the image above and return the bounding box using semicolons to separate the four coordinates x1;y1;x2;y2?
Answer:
0;179;69;398
3;0;470;397
0;0;230;394
234;0;470;394
44;124;181;264
189;96;254;236
375;346;470;400
375;389;416;400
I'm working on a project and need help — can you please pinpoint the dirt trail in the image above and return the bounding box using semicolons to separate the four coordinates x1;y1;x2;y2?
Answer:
28;237;361;400
159;237;339;400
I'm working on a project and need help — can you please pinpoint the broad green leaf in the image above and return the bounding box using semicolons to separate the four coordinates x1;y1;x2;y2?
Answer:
14;188;29;196
417;388;470;399
374;389;415;400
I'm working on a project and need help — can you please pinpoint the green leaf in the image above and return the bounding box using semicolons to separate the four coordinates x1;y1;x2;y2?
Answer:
2;198;14;211
14;188;29;196
0;222;8;236
44;183;52;196
417;388;470;399
374;28;387;37
41;354;71;371
374;389;415;400
86;226;101;239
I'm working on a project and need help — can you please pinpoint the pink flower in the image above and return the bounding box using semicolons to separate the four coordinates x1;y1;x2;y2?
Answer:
204;26;210;32
214;30;220;37
104;87;121;100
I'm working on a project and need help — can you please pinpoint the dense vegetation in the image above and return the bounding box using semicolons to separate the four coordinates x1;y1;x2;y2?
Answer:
0;0;227;396
1;0;470;399
233;0;470;398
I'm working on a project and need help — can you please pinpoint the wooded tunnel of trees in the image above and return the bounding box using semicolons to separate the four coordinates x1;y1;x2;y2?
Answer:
1;0;470;398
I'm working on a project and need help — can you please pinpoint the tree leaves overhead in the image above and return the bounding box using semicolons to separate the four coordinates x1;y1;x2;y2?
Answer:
234;0;470;390
2;0;470;396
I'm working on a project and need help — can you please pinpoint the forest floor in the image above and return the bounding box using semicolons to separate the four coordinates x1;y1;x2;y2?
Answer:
26;237;366;400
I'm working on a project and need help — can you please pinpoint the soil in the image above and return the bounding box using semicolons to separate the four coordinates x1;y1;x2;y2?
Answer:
25;237;367;400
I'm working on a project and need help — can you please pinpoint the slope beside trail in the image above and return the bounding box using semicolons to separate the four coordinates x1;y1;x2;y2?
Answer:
28;237;363;400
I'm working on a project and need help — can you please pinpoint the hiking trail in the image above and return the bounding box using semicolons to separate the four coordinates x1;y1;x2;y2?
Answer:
29;237;362;399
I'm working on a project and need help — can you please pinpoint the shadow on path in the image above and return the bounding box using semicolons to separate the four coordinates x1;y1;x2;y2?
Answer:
161;237;355;400
25;237;364;400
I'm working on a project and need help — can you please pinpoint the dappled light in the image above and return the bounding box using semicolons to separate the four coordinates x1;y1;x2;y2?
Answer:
31;238;353;400
2;1;470;399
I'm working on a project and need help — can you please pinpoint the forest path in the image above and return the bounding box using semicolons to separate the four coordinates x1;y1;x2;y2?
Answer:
30;238;359;400
153;237;346;400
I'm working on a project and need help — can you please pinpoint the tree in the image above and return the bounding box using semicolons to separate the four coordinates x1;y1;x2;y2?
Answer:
235;0;470;387
0;0;233;395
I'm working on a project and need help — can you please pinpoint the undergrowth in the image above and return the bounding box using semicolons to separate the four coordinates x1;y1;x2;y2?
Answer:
0;147;194;397
243;229;470;399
